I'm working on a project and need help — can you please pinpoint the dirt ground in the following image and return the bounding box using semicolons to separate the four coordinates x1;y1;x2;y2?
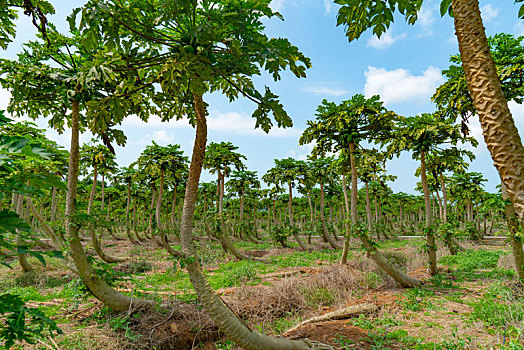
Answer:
1;236;519;349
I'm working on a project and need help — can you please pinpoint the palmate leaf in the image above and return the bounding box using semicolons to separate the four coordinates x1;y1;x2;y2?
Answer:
0;292;62;349
0;210;30;235
15;246;64;267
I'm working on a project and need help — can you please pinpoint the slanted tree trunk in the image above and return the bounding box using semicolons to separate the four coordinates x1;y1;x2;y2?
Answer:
349;142;422;287
340;173;351;264
50;187;58;221
420;150;437;275
502;183;524;280
171;185;177;227
452;0;524;222
88;164;98;215
100;173;105;211
288;181;312;251
26;198;62;247
65;100;147;311
179;94;324;350
320;182;342;249
15;194;32;273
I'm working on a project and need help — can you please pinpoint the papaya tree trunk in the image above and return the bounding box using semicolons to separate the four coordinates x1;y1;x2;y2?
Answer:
452;0;524;221
340;173;351;264
502;183;524;280
179;93;323;350
420;150;437;275
101;173;105;211
156;169;164;231
65;100;146;311
365;182;372;231
320;182;342;249
88;164;98;215
289;181;312;251
350;142;421;287
171;185;177;227
50;187;58;222
15;194;32;273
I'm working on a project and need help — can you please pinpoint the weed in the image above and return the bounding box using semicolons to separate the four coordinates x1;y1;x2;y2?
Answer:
126;260;153;274
108;314;142;342
399;288;434;312
334;334;356;349
215;339;235;350
268;313;295;335
364;271;383;289
430;273;455;289
469;282;524;329
440;250;501;271
301;286;335;307
209;260;259;288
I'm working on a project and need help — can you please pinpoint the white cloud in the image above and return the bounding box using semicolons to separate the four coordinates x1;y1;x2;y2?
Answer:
0;89;11;110
514;21;524;36
122;110;302;138
323;0;333;14
459;101;524;155
288;143;314;161
304;85;350;97
152;130;175;144
364;66;444;105
417;5;436;36
269;0;286;12
366;30;407;49
480;4;499;23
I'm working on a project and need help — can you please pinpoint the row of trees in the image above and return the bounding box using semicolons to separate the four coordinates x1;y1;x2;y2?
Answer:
2;0;524;349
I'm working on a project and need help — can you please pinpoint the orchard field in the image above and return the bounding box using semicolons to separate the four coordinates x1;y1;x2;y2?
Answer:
1;0;524;349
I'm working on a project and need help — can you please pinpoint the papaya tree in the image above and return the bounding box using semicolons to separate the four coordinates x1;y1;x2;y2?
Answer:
334;0;524;227
264;158;312;251
226;170;260;240
301;94;421;286
308;156;342;249
203;142;246;217
388;112;474;275
78;1;327;346
0;23;152;311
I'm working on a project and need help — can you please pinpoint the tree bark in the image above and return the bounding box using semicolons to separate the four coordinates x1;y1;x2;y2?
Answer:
420;150;437;275
452;0;524;221
156;169;165;231
88;164;98;215
288;182;312;251
101;173;105;211
502;183;524;280
65;100;147;311
350;143;421;287
50;187;58;222
15;194;33;273
320;182;342;249
365;182;372;232
179;93;324;350
340;173;351;264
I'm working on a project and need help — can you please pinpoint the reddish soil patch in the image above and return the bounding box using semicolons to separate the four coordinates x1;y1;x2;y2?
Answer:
285;320;403;349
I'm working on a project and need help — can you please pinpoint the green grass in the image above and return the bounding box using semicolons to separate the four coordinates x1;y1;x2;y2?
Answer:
399;287;435;312
468;282;524;330
378;238;422;249
439;249;501;271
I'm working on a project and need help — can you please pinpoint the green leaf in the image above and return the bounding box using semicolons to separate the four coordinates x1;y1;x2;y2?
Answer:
440;0;453;17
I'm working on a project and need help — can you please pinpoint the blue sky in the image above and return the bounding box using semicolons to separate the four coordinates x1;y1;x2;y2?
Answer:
2;0;524;193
